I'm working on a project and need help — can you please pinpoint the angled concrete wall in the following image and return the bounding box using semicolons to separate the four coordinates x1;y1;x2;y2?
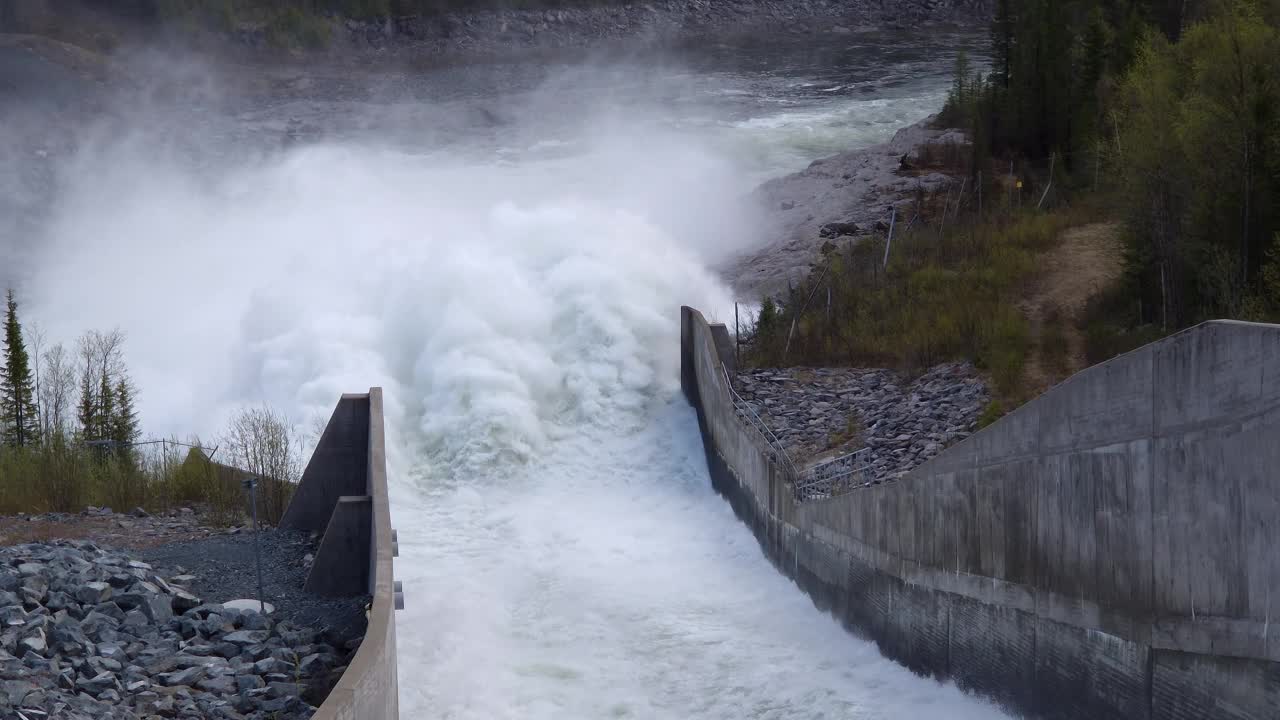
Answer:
288;388;400;720
281;395;371;535
682;306;1280;719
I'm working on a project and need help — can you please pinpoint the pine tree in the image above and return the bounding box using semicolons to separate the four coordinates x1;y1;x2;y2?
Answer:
111;376;139;461
1;290;39;448
1074;6;1113;146
77;362;97;441
991;0;1015;89
97;372;115;446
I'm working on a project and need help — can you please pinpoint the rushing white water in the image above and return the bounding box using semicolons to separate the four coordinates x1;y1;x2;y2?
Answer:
394;400;1009;720
11;28;1008;719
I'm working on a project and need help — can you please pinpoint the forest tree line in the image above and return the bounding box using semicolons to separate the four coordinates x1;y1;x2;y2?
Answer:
0;290;138;458
0;289;304;521
744;0;1279;415
946;0;1280;330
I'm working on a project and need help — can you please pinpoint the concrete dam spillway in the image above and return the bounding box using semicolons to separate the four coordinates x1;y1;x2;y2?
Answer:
681;306;1280;720
14;13;1276;718
10;24;1021;715
313;308;1280;719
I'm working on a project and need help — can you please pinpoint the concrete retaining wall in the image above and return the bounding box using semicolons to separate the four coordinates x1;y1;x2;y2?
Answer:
286;388;400;720
681;306;1280;719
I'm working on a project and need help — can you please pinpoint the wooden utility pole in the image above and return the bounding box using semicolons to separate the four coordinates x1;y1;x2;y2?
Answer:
1037;153;1056;210
734;303;740;369
1009;158;1014;208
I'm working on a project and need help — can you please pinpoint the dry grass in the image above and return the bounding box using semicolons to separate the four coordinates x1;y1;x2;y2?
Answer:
1018;222;1124;395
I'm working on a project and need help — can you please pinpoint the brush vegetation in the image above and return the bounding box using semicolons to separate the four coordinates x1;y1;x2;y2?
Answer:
941;0;1280;354
746;0;1280;422
0;289;304;524
744;201;1089;401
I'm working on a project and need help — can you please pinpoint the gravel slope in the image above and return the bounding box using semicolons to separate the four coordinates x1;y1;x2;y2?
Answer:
140;529;368;649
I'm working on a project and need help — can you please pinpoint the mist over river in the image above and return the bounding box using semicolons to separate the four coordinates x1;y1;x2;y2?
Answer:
3;25;1004;719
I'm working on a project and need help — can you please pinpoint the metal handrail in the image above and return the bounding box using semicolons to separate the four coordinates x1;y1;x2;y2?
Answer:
722;367;798;480
804;447;870;473
718;364;877;501
794;447;874;500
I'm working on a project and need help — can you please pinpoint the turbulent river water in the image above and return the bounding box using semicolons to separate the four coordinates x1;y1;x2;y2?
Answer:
8;25;1005;719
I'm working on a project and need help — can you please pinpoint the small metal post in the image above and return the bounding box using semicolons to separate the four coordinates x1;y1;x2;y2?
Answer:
242;477;266;614
883;205;897;269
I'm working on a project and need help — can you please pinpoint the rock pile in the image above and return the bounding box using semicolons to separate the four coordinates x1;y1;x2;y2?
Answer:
734;363;989;486
0;540;352;719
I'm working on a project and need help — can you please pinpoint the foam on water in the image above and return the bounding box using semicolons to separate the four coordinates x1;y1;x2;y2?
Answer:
394;399;1007;719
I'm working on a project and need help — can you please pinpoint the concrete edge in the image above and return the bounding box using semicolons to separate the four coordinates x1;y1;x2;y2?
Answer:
310;387;400;720
804;317;1275;500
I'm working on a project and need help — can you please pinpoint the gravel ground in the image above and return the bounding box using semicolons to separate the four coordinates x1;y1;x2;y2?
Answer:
140;529;369;649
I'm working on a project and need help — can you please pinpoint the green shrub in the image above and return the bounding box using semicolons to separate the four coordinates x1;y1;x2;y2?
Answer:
977;399;1006;429
267;7;331;50
0;435;284;525
744;209;1060;397
979;306;1031;397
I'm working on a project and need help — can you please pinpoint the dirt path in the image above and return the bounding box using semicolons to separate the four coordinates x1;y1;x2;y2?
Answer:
1020;222;1124;395
0;507;228;549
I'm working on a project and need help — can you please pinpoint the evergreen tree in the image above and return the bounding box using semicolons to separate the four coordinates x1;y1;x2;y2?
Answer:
1;290;39;448
97;371;115;447
111;376;139;461
1074;6;1113;157
77;362;97;440
991;0;1015;89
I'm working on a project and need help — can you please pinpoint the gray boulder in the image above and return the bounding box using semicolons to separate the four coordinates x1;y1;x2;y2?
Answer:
75;582;112;606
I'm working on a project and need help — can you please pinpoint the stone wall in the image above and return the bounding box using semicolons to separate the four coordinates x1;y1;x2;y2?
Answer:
682;306;1280;719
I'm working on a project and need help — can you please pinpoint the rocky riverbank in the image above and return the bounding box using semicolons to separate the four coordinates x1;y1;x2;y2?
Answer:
0;539;358;719
734;362;988;483
6;0;990;58
332;0;992;55
724;117;968;299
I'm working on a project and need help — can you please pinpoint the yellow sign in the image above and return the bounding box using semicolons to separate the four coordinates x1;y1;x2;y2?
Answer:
1016;180;1023;189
